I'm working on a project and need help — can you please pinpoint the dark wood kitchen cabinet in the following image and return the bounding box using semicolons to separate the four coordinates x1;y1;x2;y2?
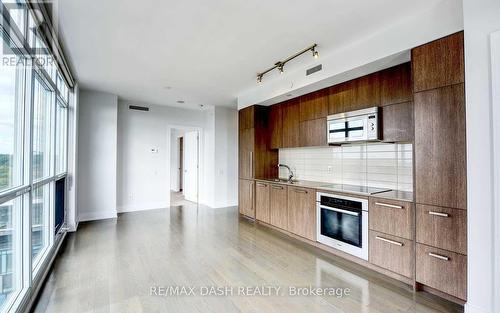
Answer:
287;187;316;240
381;101;414;142
299;118;327;147
269;104;283;149
269;184;288;230
281;99;300;148
239;179;255;218
380;62;412;106
414;84;466;209
328;72;380;114
369;230;413;278
412;31;465;93
238;105;278;179
255;181;270;223
299;89;329;121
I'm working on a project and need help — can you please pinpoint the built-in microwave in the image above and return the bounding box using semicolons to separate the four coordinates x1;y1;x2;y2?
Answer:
327;107;380;144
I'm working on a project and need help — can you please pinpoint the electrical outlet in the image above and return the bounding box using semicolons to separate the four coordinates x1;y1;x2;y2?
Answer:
327;166;333;173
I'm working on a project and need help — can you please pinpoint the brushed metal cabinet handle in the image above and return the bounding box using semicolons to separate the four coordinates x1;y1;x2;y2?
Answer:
249;152;253;176
375;236;403;246
428;211;449;217
271;185;284;190
256;183;267;187
375;202;403;209
293;189;308;194
428;252;450;261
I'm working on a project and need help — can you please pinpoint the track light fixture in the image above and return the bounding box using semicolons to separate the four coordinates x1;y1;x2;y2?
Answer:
256;44;318;84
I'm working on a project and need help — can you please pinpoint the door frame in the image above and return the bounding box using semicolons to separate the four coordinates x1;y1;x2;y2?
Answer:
168;125;202;205
179;136;183;192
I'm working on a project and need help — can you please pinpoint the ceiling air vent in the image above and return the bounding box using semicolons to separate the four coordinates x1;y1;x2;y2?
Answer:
306;64;322;76
129;105;149;112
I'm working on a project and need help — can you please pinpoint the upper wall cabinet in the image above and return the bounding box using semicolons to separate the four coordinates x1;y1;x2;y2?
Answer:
269;104;283;149
328;72;380;114
282;99;300;148
239;106;254;130
380;62;412;106
412;31;465;93
299;89;329;121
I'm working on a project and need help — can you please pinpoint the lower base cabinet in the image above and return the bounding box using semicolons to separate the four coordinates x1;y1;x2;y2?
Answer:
369;230;413;278
255;181;270;223
287;187;316;241
239;179;255;218
269;184;288;229
416;243;467;300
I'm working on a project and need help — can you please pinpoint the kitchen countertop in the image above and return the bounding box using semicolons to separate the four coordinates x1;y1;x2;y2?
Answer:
255;178;413;202
370;190;414;202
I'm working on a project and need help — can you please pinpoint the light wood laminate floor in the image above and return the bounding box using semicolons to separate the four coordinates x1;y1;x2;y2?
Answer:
33;203;462;313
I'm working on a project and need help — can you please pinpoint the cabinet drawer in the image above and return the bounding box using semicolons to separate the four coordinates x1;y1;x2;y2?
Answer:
416;243;467;300
369;231;413;278
416;204;467;255
369;197;413;239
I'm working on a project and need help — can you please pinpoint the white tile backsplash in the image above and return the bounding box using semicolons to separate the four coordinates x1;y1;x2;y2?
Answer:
279;143;413;192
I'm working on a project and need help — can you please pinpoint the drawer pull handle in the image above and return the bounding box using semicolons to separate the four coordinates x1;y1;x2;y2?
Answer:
375;202;403;209
294;189;308;194
428;211;449;217
256;183;267;187
375;236;403;246
271;186;284;190
428;252;449;261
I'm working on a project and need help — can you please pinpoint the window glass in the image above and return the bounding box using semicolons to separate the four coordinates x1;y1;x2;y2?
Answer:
32;76;53;181
0;196;22;310
0;37;24;192
31;184;50;268
55;100;67;174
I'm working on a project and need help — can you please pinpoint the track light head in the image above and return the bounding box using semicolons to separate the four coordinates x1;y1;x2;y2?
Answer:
276;62;284;74
313;50;319;59
257;74;263;84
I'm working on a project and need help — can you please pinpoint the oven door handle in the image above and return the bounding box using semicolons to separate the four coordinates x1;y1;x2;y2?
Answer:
319;205;359;216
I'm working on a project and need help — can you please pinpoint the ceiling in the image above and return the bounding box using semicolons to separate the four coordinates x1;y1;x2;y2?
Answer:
56;0;443;109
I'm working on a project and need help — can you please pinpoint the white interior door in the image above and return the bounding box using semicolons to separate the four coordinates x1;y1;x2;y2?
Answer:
183;131;198;202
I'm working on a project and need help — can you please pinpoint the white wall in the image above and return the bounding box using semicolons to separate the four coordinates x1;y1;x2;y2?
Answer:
462;1;500;313
77;90;118;221
237;0;463;108
117;101;206;211
213;107;238;207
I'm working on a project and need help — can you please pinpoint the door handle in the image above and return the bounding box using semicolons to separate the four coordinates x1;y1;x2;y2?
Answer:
428;252;450;261
375;202;403;209
375;236;403;246
428;211;449;217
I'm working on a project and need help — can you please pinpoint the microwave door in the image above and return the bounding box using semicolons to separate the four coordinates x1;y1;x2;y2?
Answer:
345;118;367;141
329;121;347;142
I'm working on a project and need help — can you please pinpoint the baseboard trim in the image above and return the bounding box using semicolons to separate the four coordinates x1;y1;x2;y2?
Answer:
117;202;169;213
78;210;117;222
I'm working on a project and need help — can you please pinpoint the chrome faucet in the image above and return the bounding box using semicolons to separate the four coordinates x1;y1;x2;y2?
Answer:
278;164;295;182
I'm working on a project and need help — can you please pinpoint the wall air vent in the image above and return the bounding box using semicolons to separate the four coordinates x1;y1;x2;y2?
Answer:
129;105;149;112
306;64;322;76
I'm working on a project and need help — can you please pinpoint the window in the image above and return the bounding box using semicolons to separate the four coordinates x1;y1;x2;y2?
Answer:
31;184;50;270
32;75;53;181
0;196;22;311
0;35;24;193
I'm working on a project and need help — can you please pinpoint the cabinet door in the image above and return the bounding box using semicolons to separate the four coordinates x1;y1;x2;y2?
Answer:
269;184;288;230
269;104;282;149
412;32;464;93
299;89;329;121
239;179;255;218
380;62;412;106
287;187;316;240
343;73;381;112
238;128;254;179
416;243;467;300
239;106;254;130
369;231;413;278
414;84;466;209
299;118;327;147
328;83;348;114
282;99;300;148
255;182;270;223
381;101;414;142
369;197;413;240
